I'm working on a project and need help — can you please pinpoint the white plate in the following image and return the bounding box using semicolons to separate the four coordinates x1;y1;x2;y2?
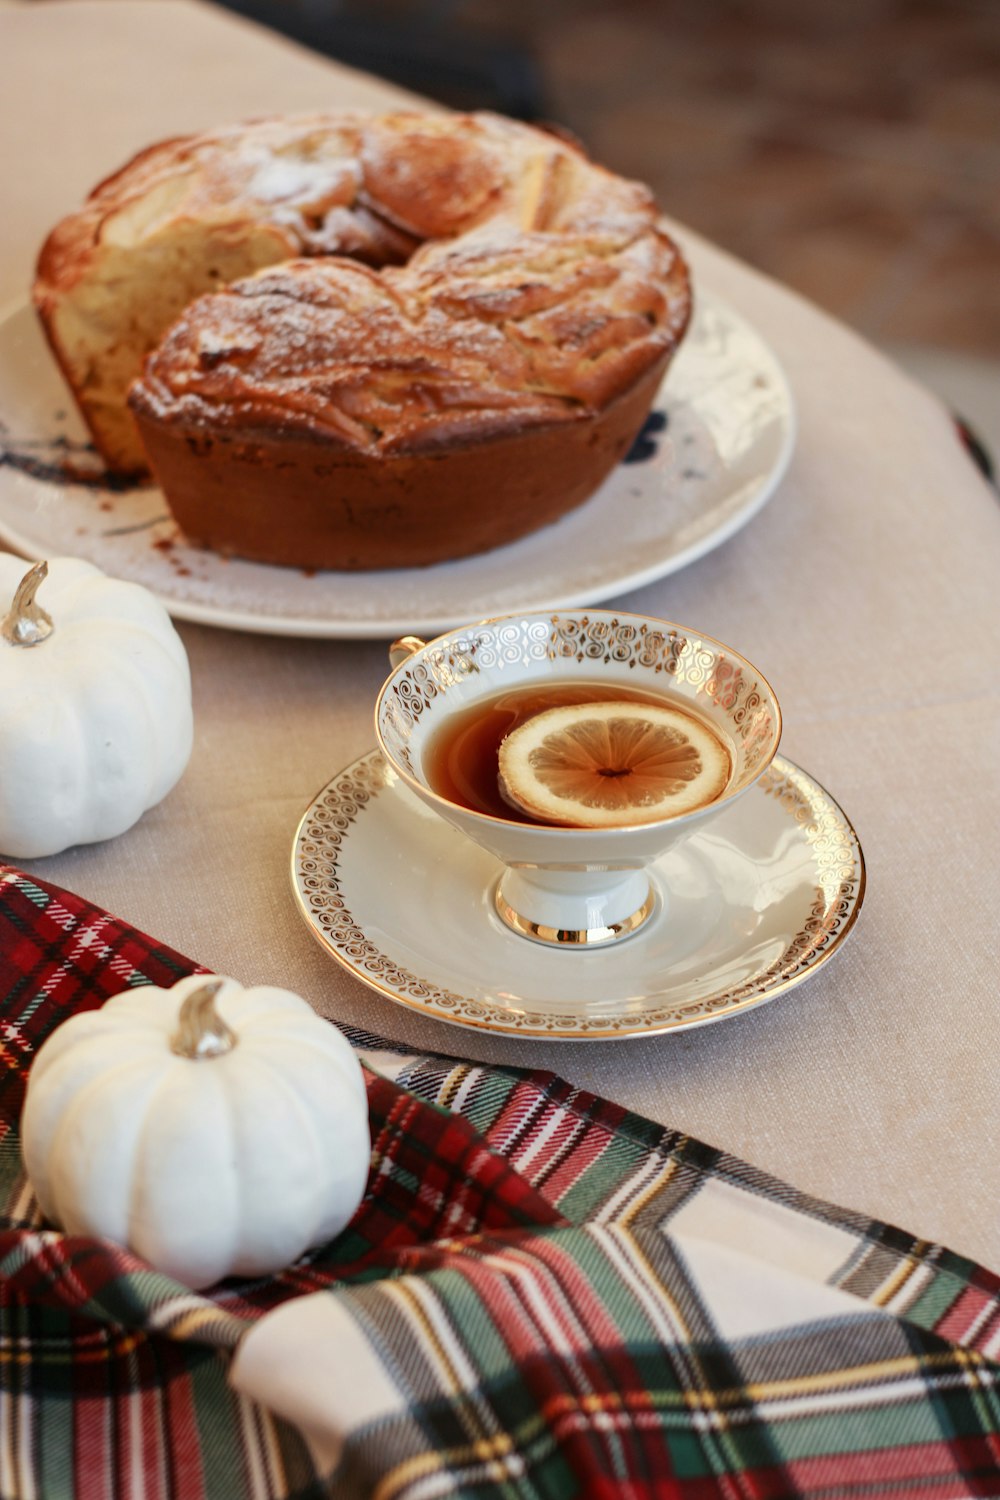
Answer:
0;292;794;639
291;751;864;1041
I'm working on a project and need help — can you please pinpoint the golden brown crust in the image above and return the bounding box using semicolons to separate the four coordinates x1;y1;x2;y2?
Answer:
36;109;691;566
37;111;689;470
131;355;670;570
129;220;688;455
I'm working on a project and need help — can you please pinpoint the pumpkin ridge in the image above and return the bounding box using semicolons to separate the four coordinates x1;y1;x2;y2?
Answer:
251;1040;372;1235
241;1023;367;1097
130;1059;239;1285
47;1055;168;1240
22;1010;162;1083
216;1049;327;1270
66;656;160;842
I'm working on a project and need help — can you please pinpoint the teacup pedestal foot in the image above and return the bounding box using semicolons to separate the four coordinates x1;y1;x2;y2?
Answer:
494;867;656;947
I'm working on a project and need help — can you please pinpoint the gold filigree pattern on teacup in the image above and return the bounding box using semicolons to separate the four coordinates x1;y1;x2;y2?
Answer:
291;751;864;1040
379;613;777;781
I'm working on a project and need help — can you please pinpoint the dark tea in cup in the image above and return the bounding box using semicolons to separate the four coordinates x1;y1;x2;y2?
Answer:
423;680;733;827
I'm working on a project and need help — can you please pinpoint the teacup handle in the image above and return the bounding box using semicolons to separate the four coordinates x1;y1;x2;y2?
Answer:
388;635;426;671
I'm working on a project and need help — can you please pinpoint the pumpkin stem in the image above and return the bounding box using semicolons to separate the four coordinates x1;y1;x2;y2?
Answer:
2;561;54;647
170;979;238;1060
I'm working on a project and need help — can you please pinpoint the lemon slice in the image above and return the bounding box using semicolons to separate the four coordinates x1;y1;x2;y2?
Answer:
497;700;731;827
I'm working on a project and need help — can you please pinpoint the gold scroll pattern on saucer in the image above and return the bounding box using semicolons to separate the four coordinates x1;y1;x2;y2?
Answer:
292;752;864;1040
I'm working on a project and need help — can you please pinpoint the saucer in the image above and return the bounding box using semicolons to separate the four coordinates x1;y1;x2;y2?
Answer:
291;752;865;1040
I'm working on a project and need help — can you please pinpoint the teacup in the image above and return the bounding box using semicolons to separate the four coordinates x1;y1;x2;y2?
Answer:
376;610;781;946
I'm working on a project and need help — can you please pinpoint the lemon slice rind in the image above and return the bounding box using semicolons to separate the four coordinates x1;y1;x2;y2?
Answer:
497;700;731;828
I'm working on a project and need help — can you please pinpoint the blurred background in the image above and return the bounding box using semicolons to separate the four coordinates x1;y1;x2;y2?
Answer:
215;0;998;463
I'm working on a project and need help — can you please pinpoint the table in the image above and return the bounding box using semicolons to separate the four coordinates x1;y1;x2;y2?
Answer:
2;0;999;1274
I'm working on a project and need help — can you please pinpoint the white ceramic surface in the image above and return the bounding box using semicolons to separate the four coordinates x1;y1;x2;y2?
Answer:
0;292;794;639
375;610;782;944
291;750;865;1040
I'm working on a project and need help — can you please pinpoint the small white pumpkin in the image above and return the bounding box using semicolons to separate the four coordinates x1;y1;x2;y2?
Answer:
21;975;371;1289
0;553;192;858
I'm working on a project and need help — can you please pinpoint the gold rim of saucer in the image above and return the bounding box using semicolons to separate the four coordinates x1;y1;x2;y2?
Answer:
290;750;866;1042
493;882;657;947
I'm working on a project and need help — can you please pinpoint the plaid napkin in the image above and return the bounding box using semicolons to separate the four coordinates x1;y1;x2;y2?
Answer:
1;866;999;1499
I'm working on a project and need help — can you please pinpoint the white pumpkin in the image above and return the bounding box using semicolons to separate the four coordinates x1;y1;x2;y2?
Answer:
0;553;192;858
20;975;371;1289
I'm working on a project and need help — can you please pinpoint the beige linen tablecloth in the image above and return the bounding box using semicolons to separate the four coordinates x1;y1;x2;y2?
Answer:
2;0;998;1268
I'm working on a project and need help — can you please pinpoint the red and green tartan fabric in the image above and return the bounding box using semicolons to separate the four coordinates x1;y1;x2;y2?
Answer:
1;864;999;1499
